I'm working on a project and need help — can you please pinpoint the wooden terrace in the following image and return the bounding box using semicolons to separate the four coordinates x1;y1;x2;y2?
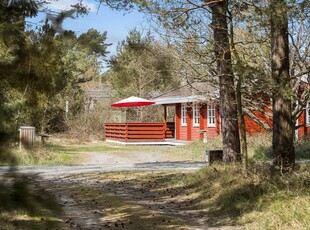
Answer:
105;122;175;143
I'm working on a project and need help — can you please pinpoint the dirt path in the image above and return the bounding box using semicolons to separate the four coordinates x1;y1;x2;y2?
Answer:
80;150;172;166
39;171;243;230
2;145;242;229
33;146;241;230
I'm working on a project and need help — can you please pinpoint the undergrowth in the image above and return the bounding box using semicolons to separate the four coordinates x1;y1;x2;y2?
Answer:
295;137;310;160
168;133;310;162
182;163;310;229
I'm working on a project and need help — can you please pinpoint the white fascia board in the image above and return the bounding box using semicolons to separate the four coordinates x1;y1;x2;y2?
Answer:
154;96;207;105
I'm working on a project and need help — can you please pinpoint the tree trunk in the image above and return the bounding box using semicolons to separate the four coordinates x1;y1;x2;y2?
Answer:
237;76;248;170
210;0;241;162
270;0;295;170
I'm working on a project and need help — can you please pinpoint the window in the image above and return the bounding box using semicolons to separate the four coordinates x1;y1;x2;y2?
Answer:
307;101;310;126
193;104;200;127
207;104;216;127
181;104;187;126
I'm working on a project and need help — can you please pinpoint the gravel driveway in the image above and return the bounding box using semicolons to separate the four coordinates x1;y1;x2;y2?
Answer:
0;147;207;177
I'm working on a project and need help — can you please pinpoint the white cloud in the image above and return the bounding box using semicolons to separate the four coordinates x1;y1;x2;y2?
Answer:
46;0;97;12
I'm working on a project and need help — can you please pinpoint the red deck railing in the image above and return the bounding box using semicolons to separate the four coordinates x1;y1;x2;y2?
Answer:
105;122;172;142
165;122;175;139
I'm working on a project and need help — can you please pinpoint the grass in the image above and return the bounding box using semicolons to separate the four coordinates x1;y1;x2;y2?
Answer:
0;172;67;230
67;163;310;229
167;133;309;161
295;137;310;160
45;142;123;153
160;136;223;162
179;163;310;229
0;142;83;166
1;131;309;166
0;134;309;229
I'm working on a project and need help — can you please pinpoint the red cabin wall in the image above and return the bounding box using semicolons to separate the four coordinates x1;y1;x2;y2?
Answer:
174;102;309;141
175;104;181;140
244;108;272;135
297;110;310;138
186;105;192;140
174;103;221;141
206;104;221;138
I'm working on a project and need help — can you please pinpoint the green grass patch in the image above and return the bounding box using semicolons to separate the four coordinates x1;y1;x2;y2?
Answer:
161;137;223;162
295;137;310;160
177;163;310;229
164;133;310;161
82;167;309;229
95;164;309;229
45;142;123;153
0;142;83;166
0;173;67;230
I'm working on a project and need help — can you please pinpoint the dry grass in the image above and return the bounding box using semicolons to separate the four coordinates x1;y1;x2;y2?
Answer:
0;141;83;166
57;163;309;229
184;163;310;229
0;173;66;230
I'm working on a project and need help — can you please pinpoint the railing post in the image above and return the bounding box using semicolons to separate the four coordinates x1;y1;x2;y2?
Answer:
125;123;128;141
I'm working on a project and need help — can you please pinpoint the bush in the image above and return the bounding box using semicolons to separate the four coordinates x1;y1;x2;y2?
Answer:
65;104;114;141
295;136;310;160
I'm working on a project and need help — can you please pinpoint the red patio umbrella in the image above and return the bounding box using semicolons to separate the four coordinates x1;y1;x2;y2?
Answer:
111;96;155;107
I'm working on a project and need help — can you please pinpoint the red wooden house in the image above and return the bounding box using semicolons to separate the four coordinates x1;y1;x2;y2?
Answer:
105;82;310;143
152;82;310;141
152;82;221;141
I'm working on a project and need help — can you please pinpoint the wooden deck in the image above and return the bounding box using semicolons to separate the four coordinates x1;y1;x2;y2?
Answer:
105;122;174;142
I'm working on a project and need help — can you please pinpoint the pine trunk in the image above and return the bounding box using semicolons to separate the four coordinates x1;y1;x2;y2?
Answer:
270;0;295;170
210;0;241;162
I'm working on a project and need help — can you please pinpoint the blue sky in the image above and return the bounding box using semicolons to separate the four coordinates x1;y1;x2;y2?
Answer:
27;0;146;57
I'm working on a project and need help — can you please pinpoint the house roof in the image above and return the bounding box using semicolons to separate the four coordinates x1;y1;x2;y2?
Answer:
84;84;111;99
84;89;110;99
152;82;218;105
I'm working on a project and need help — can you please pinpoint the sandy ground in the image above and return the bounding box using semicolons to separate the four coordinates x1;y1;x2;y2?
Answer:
80;150;172;166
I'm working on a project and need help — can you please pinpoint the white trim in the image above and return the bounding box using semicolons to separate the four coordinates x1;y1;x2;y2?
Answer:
193;104;200;127
106;139;186;146
181;103;187;126
153;95;206;105
295;117;299;140
207;104;216;127
306;101;310;127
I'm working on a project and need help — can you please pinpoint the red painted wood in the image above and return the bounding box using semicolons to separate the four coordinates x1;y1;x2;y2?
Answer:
297;110;310;138
175;104;181;140
165;122;175;138
244;108;272;135
191;127;201;140
105;122;165;142
187;104;192;141
179;126;187;140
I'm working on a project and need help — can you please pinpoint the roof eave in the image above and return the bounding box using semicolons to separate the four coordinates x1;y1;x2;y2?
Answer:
154;96;208;105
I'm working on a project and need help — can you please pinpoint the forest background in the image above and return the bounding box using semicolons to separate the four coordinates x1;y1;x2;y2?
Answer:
0;0;309;169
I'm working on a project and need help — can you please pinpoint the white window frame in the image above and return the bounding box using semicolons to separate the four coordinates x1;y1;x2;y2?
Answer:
306;101;310;126
207;104;216;127
181;103;187;126
193;104;200;127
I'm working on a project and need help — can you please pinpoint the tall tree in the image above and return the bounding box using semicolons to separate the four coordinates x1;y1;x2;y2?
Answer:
270;0;295;169
0;0;38;142
120;0;242;161
207;0;240;161
107;29;179;121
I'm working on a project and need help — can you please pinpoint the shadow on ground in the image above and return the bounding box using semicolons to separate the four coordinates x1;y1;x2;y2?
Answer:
0;168;65;229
